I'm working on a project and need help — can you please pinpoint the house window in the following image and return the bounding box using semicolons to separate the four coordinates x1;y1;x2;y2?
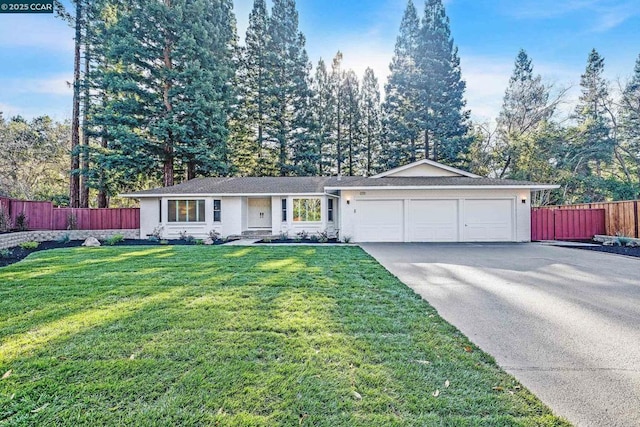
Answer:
168;200;205;222
281;198;287;222
327;198;334;222
213;199;221;222
159;199;162;222
293;198;321;222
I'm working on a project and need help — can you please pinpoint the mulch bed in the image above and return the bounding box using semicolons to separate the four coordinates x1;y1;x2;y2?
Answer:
0;238;234;268
255;238;340;244
572;244;640;259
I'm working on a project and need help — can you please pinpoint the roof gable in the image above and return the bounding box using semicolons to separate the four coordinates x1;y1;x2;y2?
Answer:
372;159;480;178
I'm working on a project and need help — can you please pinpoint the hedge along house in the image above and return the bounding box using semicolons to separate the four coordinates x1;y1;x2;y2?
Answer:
121;159;558;242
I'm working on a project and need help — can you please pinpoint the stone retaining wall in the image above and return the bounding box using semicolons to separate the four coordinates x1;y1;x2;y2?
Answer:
0;229;140;250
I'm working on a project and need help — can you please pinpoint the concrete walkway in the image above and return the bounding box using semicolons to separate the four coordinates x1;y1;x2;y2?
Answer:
361;243;640;427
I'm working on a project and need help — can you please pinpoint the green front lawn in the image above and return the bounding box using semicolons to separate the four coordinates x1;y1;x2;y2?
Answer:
0;246;569;426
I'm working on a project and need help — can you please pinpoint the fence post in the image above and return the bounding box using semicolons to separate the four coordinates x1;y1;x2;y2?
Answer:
634;200;639;239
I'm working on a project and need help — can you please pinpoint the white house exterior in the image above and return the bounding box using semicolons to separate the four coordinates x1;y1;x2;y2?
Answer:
122;160;558;242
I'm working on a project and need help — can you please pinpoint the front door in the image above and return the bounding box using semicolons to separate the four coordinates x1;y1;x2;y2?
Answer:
248;198;272;228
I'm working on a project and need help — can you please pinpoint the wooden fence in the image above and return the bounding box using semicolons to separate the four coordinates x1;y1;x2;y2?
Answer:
0;197;139;231
531;208;606;241
539;200;639;238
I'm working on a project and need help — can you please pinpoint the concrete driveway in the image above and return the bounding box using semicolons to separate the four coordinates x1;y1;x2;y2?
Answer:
361;243;640;427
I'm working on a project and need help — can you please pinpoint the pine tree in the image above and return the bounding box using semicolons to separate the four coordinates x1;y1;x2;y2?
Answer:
265;0;313;176
417;0;470;165
310;58;334;175
496;49;554;178
618;54;640;187
361;67;382;175
381;0;420;168
572;49;615;177
330;52;345;174
340;70;362;176
235;0;271;175
90;0;236;192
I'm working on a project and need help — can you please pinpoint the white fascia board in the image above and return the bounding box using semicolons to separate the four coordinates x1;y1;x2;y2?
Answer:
324;185;560;191
120;192;328;198
372;159;481;178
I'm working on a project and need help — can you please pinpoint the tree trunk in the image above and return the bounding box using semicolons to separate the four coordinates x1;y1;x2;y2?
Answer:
69;0;82;208
162;0;174;187
187;162;195;180
409;136;416;163
424;129;429;160
80;29;90;208
97;190;108;208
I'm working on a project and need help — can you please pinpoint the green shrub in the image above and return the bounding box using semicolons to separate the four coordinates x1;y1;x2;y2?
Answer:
195;239;204;245
0;248;13;258
317;230;329;243
207;230;221;241
105;234;125;246
179;230;195;243
56;233;71;244
19;241;39;250
148;226;163;241
15;212;29;231
159;240;169;245
342;235;352;243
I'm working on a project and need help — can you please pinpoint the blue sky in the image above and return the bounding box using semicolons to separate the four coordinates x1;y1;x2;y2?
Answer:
0;0;638;122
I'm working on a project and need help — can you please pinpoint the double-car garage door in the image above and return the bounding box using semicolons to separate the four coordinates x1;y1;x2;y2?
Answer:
355;199;514;242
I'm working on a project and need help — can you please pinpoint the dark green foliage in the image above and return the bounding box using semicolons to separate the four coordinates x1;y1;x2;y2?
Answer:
310;58;334;175
382;0;470;170
571;49;615;175
417;0;470;166
360;68;382;175
618;54;640;190
87;0;236;193
265;0;314;176
14;212;29;232
233;0;271;176
495;50;555;179
381;0;421;168
340;70;362;176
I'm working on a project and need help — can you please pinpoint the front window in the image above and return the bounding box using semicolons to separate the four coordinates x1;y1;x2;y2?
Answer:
293;198;321;222
213;199;221;222
168;200;205;222
281;198;287;222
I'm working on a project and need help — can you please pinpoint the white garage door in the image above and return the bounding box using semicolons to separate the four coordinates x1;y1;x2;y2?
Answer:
463;199;514;241
356;200;403;242
408;200;458;242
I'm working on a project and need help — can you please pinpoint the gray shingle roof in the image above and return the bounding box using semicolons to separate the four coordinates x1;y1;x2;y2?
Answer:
123;175;553;197
126;176;362;196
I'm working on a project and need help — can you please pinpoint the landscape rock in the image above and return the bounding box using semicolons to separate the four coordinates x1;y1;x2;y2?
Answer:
203;238;214;245
82;237;101;247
